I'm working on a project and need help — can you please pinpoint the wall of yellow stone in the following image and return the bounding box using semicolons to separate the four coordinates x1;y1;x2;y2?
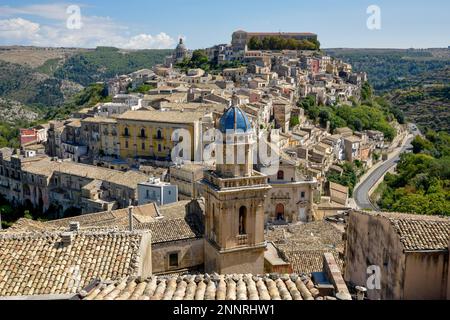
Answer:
112;120;195;160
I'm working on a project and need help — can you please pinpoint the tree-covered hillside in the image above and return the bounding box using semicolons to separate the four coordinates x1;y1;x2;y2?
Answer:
0;46;171;107
0;83;112;149
378;131;450;216
324;48;450;92
388;84;450;133
325;48;450;133
0;46;172;148
54;47;171;86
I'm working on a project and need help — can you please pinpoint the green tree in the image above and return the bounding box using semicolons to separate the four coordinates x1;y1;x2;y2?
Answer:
361;81;373;101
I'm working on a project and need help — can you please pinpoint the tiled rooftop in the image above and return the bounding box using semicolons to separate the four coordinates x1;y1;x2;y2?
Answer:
116;110;205;123
265;221;344;252
0;230;148;297
392;218;449;251
5;201;204;245
47;203;158;229
265;221;345;274
81;273;342;300
282;250;344;274
21;157;149;189
355;210;450;251
3;204;160;233
138;217;203;244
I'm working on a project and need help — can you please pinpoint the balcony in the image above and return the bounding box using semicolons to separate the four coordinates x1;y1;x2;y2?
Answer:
236;234;248;246
204;170;269;190
153;135;164;140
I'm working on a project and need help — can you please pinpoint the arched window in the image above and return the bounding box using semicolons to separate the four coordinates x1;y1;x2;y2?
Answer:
277;170;284;180
157;129;162;139
124;127;129;136
239;206;247;235
140;128;146;138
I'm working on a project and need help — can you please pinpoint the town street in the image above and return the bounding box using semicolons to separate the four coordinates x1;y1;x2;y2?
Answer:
353;124;420;210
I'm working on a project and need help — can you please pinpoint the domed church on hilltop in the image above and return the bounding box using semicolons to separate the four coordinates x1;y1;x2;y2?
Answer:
165;37;192;67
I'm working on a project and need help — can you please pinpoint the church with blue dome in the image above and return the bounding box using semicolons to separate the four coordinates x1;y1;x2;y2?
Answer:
218;105;252;133
218;95;253;133
201;95;271;275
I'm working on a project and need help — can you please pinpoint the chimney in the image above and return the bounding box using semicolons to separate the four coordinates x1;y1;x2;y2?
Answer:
128;206;134;231
61;232;74;246
355;286;367;300
69;221;80;232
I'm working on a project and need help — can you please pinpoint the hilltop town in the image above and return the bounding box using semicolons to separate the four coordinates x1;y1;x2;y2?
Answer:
0;30;449;301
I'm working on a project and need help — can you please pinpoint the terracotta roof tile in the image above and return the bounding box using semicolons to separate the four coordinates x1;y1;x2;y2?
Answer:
138;217;203;244
353;210;450;251
0;230;148;297
390;217;449;251
283;250;344;274
82;273;344;300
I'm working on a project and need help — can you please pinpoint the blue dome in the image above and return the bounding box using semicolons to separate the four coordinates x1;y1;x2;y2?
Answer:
219;105;252;133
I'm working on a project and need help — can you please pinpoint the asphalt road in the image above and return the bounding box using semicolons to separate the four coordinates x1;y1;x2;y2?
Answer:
353;125;418;210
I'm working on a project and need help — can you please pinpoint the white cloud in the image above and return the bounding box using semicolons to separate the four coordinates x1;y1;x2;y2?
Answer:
0;3;78;20
0;17;40;40
0;4;176;49
122;33;175;49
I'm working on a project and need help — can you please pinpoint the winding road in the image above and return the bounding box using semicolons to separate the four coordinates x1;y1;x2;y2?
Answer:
353;124;419;210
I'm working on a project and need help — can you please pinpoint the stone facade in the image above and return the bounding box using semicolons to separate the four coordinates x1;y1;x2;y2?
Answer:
201;102;271;274
344;210;450;300
264;158;317;223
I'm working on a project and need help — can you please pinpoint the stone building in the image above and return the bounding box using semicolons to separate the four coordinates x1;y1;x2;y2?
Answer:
115;109;210;162
0;152;149;216
344;210;450;300
169;163;207;199
273;99;291;133
263;154;317;223
201;99;271;274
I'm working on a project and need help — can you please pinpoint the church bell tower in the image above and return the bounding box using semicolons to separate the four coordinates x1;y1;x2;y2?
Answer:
201;95;271;274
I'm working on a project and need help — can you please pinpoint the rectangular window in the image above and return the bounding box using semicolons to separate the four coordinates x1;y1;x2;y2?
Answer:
141;142;145;150
301;191;305;199
169;252;179;268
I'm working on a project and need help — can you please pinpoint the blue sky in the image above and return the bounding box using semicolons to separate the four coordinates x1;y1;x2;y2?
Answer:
0;0;449;49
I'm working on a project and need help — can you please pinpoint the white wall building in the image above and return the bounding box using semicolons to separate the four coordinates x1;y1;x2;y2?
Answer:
138;177;178;206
